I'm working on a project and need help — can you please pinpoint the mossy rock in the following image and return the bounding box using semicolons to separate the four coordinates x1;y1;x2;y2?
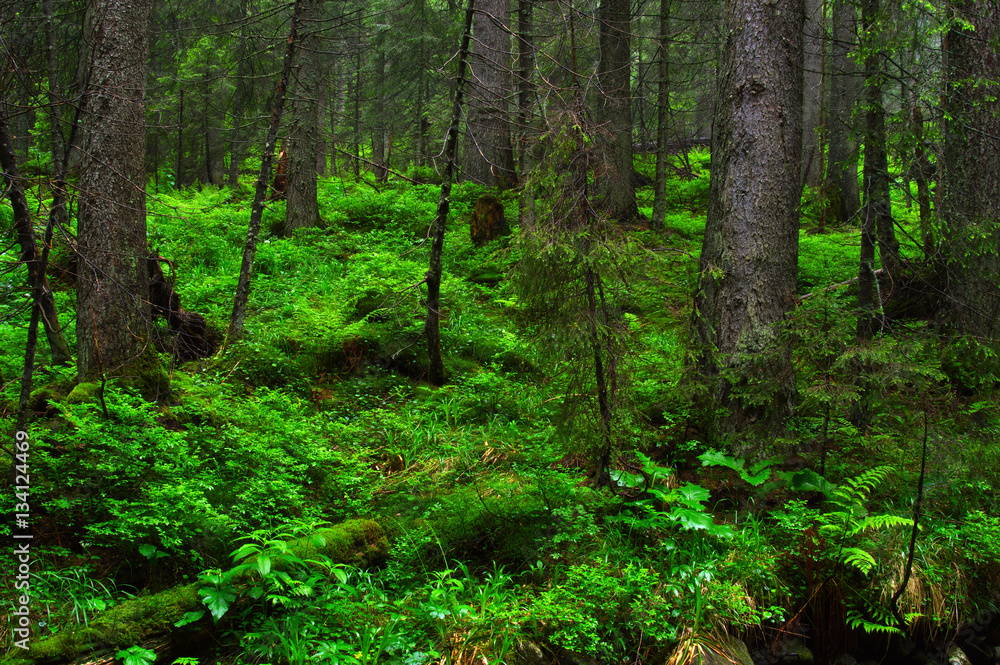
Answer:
65;381;100;405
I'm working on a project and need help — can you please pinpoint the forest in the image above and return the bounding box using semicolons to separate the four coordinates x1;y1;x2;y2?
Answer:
1;0;999;663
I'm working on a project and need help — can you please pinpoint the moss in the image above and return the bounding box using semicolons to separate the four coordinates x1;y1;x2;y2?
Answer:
283;519;388;569
65;381;100;405
27;584;201;660
23;521;385;662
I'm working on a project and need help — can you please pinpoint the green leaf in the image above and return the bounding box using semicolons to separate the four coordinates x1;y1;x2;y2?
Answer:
199;586;236;621
174;610;206;628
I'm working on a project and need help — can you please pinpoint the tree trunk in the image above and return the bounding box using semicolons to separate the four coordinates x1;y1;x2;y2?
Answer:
694;0;804;434
75;0;159;391
941;0;1000;338
227;0;256;189
651;0;672;228
462;0;516;190
800;0;825;188
826;0;860;224
596;0;637;221
285;0;322;234
230;0;302;340
912;105;933;257
428;0;475;386
860;0;899;282
515;0;535;223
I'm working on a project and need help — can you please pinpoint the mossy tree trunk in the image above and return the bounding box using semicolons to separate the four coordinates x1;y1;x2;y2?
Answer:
693;0;804;435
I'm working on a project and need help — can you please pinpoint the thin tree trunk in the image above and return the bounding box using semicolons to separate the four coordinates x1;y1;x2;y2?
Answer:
516;0;535;222
176;89;184;188
427;0;475;386
912;105;933;257
230;0;302;340
801;0;825;188
651;0;672;228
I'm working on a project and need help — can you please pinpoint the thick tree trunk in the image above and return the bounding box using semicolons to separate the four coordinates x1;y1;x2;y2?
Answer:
941;0;1000;338
75;0;159;389
596;0;637;222
694;0;804;434
285;0;322;234
462;0;516;190
826;0;860;224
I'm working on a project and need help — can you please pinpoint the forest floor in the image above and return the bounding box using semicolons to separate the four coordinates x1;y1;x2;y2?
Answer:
2;151;1000;665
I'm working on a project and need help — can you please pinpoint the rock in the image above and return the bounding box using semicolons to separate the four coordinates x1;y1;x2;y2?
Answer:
948;646;972;665
776;637;814;664
66;381;101;405
833;654;856;665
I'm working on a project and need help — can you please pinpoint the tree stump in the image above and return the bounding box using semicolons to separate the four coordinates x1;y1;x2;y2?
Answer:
470;194;508;246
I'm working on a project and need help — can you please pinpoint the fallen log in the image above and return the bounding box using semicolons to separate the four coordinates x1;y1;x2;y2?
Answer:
17;519;387;665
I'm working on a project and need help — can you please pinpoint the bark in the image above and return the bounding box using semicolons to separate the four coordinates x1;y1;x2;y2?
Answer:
285;0;322;234
941;0;1000;338
694;0;804;433
230;0;302;340
801;0;825;188
912;105;933;257
596;0;637;221
462;0;516;190
75;0;158;387
860;0;899;282
651;0;672;228
428;0;475;386
826;0;860;224
372;52;389;182
515;0;535;223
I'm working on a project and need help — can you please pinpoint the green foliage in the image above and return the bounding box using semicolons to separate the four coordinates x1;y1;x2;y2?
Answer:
116;645;157;665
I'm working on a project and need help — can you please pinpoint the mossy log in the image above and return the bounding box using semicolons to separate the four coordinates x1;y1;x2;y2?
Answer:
17;519;387;665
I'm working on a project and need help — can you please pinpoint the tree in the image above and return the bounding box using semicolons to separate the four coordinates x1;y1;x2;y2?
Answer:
462;0;516;189
800;0;825;188
941;0;1000;338
74;0;161;391
595;0;636;221
693;0;804;433
230;0;302;340
427;0;476;386
285;0;323;233
825;0;860;225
